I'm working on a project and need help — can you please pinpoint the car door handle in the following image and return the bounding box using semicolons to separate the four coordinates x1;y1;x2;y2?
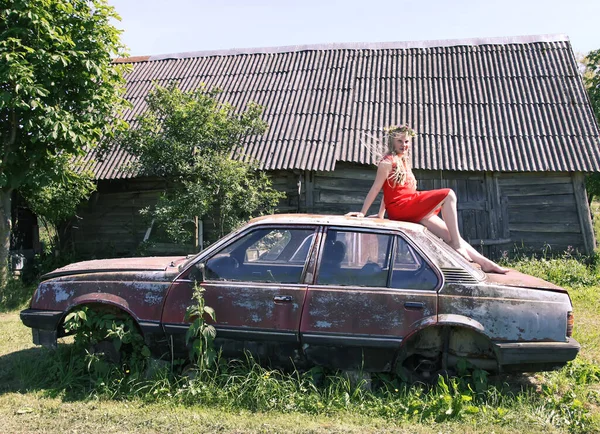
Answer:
273;295;293;302
404;302;425;310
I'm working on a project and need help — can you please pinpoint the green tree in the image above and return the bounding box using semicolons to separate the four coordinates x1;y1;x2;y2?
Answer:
120;83;284;246
20;154;96;252
0;0;128;288
583;49;600;203
584;49;600;121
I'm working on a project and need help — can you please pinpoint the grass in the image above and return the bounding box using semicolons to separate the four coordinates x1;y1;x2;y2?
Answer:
2;278;600;433
3;205;600;432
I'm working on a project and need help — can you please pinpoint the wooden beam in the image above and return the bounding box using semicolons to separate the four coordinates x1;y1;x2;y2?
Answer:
468;238;512;246
485;172;500;240
304;171;314;212
572;172;596;254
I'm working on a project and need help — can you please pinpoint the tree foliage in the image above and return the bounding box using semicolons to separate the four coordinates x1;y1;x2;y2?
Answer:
120;83;284;245
20;154;96;251
0;0;128;288
583;49;600;203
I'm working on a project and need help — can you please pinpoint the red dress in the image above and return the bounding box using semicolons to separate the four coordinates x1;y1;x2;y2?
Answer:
382;157;451;223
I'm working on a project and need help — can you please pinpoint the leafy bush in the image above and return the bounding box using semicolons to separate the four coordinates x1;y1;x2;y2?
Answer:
63;306;151;375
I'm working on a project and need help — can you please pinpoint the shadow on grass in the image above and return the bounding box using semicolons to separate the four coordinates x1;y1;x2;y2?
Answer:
0;279;34;313
0;340;550;408
0;344;96;401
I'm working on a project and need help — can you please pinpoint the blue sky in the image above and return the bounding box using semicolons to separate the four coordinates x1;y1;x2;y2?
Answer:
108;0;599;57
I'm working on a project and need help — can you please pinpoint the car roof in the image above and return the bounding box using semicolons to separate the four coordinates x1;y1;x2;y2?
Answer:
247;213;426;233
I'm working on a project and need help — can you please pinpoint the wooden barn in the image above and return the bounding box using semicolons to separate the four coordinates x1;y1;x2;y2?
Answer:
72;34;600;259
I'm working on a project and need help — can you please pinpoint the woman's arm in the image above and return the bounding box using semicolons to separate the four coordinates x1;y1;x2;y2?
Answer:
357;160;390;216
376;199;386;218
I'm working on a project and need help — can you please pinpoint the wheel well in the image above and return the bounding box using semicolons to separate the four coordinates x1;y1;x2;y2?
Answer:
58;303;143;338
395;325;498;375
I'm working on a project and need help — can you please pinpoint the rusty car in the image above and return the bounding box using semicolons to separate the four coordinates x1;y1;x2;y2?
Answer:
20;214;580;381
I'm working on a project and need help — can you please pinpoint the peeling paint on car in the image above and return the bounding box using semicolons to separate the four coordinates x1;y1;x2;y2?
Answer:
54;287;72;303
315;321;332;329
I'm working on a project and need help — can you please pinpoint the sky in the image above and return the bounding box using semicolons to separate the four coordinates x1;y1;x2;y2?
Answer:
108;0;600;58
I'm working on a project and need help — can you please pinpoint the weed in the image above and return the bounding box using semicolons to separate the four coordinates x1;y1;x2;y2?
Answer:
63;305;151;375
184;283;217;370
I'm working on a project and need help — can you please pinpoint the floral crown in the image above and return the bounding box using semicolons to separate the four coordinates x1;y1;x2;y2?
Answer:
385;124;417;138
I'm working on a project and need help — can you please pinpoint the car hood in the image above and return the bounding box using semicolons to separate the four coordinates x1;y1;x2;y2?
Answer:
485;270;566;293
42;256;188;280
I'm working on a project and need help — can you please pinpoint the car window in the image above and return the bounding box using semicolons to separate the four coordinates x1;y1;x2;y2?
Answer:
390;236;439;290
317;229;392;287
205;227;316;283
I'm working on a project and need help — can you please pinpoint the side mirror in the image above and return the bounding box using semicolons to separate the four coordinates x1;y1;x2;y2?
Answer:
194;262;207;282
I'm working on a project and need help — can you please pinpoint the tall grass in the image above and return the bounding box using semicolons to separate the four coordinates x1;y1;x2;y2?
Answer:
0;277;34;312
502;246;600;289
6;344;597;433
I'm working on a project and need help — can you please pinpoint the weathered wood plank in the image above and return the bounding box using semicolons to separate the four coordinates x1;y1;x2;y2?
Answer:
318;191;374;205
507;204;579;213
509;231;584;244
499;172;571;179
316;167;378;181
313;177;377;191
500;196;510;239
462;209;478;241
413;170;483;181
485;172;500;241
507;210;579;223
501;183;574;197
468;238;512;246
509;222;581;233
498;176;572;187
572;173;596;254
304;171;314;212
457;201;486;211
506;194;577;206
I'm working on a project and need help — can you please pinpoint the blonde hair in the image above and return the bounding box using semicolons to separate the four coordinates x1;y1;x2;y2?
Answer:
384;125;416;186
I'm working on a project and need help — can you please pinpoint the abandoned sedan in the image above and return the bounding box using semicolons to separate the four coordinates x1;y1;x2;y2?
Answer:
21;214;579;380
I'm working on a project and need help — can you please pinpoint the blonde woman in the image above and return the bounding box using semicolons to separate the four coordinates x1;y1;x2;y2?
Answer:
347;125;507;274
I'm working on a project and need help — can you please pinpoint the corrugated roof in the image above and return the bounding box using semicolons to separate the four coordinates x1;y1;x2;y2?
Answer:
83;34;600;179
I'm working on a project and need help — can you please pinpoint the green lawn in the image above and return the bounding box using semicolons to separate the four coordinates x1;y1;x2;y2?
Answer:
3;202;600;433
2;279;600;434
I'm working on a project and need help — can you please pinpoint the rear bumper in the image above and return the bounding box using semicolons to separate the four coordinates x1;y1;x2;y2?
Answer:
495;337;581;372
20;309;64;349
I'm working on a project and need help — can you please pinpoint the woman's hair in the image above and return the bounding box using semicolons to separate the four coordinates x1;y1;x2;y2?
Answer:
384;124;416;186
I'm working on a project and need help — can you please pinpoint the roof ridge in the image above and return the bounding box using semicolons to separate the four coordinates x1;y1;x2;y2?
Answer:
116;34;570;63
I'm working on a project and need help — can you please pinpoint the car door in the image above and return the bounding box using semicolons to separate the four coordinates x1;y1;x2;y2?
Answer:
162;225;318;364
300;227;440;371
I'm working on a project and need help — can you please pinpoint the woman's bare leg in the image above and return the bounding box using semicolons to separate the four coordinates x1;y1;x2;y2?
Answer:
435;191;470;260
420;215;508;274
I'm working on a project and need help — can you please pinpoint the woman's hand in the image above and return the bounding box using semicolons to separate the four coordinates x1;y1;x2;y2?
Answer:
345;211;364;218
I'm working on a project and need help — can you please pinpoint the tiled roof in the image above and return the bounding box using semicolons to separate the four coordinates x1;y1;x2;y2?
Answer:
81;34;600;179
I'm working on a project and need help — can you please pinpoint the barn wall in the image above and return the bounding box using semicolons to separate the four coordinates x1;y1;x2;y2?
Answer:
71;178;166;257
308;162;497;256
71;167;594;259
305;163;593;258
497;172;594;256
72;172;302;257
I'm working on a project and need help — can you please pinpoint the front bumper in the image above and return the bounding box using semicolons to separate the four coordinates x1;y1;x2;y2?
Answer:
20;308;64;349
495;337;581;372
